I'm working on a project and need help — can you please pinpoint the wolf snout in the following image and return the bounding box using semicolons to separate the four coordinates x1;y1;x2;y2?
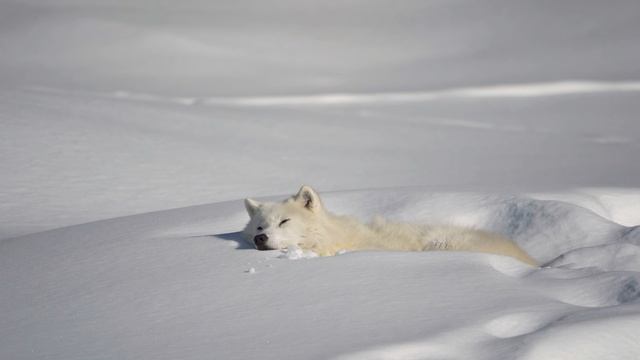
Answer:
253;234;269;250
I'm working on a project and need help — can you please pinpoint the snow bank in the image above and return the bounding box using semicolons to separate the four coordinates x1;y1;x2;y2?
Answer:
1;190;638;360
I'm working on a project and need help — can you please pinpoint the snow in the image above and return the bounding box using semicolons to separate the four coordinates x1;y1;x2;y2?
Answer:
3;90;640;239
2;192;639;360
278;245;320;260
2;0;640;359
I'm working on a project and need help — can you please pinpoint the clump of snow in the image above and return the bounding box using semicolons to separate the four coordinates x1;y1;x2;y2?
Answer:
278;245;319;260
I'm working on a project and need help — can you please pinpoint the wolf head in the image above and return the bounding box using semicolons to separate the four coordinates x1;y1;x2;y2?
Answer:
243;185;324;251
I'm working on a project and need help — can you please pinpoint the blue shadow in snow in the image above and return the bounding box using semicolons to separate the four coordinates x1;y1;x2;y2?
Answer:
209;231;254;250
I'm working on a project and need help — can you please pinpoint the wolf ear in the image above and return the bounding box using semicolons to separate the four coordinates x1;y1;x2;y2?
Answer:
244;198;260;217
294;185;323;212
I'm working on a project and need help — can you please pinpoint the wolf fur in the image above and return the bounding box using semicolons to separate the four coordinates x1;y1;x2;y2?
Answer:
243;185;537;266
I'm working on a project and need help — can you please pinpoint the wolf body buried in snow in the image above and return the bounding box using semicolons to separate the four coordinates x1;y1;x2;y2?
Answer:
243;186;537;265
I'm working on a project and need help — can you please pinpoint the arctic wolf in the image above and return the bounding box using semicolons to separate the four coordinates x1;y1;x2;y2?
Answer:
243;186;537;265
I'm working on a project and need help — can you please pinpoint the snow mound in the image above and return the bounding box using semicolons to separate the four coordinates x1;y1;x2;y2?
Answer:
1;189;639;360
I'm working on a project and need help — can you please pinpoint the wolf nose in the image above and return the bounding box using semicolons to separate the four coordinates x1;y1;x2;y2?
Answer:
254;234;268;248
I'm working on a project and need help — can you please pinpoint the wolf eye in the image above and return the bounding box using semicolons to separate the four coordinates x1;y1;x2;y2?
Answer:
279;219;290;227
257;226;263;231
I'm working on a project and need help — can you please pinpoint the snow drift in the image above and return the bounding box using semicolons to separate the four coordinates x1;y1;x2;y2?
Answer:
1;189;639;360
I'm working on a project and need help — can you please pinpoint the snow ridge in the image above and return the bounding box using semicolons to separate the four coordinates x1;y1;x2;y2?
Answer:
27;80;640;107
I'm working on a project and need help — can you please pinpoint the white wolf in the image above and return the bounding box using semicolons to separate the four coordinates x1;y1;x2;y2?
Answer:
243;186;537;265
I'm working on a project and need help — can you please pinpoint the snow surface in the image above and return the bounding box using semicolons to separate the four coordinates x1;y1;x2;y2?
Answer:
3;0;640;238
2;0;640;359
2;191;640;360
3;86;640;239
